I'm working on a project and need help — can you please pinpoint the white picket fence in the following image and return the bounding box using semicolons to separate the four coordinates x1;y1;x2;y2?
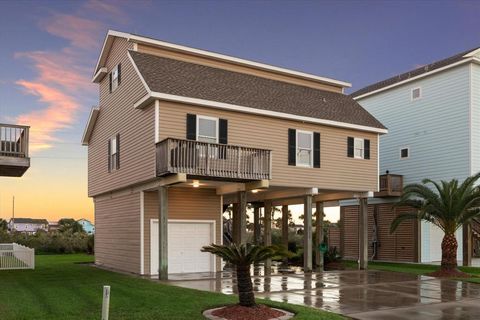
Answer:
0;243;35;270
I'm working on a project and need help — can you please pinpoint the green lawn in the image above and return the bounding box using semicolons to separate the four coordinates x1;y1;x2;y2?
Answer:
345;260;480;283
0;254;343;320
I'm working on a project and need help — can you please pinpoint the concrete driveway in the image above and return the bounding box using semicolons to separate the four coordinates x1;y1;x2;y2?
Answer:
163;268;480;319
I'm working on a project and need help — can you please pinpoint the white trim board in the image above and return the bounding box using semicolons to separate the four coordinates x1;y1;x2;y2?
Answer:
140;191;145;275
134;93;388;134
94;30;351;88
81;107;100;145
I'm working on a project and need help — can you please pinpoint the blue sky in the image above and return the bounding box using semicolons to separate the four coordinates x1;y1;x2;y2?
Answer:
0;0;479;220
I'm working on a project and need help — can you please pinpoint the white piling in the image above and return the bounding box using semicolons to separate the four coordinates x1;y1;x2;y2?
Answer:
101;285;111;320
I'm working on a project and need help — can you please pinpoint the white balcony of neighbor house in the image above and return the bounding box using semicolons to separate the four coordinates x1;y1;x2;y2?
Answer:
156;138;272;182
0;124;30;177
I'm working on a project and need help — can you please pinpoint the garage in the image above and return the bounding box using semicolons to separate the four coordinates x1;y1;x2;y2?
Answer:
150;220;215;275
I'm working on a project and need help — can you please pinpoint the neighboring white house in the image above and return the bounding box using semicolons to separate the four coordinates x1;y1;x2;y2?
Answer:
77;219;95;234
8;218;49;234
344;46;480;265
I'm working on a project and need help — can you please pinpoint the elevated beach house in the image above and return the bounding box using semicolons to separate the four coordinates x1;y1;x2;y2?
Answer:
341;47;480;265
82;30;386;278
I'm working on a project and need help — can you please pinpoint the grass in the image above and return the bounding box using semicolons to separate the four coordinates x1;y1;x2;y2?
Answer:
0;254;343;320
344;260;480;283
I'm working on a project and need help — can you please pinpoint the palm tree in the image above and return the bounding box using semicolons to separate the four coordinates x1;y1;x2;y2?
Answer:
391;173;480;275
201;243;278;307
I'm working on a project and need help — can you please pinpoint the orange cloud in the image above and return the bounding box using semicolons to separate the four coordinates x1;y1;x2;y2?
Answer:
15;50;93;92
41;13;102;50
15;80;80;151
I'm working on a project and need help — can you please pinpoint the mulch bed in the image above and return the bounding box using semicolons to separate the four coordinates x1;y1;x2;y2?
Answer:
427;269;472;278
211;304;286;320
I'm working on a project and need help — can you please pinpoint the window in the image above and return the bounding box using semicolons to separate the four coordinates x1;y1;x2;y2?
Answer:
296;131;313;167
354;138;364;159
110;64;121;92
400;147;409;159
411;87;421;101
197;116;218;143
108;134;120;172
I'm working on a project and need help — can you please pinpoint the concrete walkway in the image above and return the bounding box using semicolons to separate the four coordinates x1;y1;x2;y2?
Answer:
162;268;480;319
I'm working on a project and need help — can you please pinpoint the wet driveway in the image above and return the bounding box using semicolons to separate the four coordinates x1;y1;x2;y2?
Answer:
161;268;480;319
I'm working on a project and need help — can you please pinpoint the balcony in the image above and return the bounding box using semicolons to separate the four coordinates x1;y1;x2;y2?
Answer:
375;173;403;197
0;124;30;177
156;138;271;181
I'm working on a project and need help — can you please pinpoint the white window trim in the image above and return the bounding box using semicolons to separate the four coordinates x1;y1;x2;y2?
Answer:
196;115;219;143
411;87;421;101
296;130;313;167
111;64;119;92
110;135;118;171
400;146;410;159
354;137;365;159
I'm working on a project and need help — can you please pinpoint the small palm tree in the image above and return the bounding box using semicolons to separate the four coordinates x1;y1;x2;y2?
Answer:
391;173;480;275
201;243;279;307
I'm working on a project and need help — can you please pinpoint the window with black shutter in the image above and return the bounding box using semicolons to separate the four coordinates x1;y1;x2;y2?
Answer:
348;137;370;160
108;135;120;172
109;64;121;93
288;129;296;166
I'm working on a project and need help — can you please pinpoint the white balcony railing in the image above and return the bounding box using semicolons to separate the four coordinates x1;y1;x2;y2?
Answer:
0;124;29;158
156;138;271;181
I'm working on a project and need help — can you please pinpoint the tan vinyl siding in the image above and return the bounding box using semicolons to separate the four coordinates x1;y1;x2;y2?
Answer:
136;44;343;93
143;187;222;275
340;204;417;262
88;38;153;197
94;192;140;273
158;101;378;192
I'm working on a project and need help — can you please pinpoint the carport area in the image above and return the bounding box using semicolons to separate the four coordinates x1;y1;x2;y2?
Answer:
164;268;480;319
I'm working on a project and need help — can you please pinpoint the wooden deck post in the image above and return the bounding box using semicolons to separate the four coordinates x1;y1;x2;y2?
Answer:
315;202;324;271
359;197;368;270
282;205;289;266
238;191;247;244
304;195;313;273
253;206;261;245
264;200;272;272
158;186;169;280
463;223;472;267
232;203;240;245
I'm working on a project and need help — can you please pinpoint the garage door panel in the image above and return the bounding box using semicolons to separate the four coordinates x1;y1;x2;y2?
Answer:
151;220;214;275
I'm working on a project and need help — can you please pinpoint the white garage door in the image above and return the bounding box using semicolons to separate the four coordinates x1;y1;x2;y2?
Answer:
150;220;214;274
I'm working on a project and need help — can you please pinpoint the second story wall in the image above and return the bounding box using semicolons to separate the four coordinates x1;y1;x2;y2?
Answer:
88;38;154;197
356;64;471;185
471;63;480;175
158;101;379;192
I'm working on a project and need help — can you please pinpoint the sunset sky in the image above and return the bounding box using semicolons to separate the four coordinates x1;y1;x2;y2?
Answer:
0;0;479;222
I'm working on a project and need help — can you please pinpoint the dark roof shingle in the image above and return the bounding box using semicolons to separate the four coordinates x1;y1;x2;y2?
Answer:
351;47;479;98
129;51;386;130
11;218;48;224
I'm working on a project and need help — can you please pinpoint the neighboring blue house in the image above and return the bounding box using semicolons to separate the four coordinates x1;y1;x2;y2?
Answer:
342;47;480;265
78;219;95;235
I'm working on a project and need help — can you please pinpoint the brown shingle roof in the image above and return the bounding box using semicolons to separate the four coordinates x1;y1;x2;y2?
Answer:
351;47;480;98
129;51;386;130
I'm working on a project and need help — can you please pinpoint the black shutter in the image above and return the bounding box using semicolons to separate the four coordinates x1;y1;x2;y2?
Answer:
107;139;111;172
364;139;370;160
288;129;296;166
347;137;354;158
313;132;320;168
109;72;112;93
218;119;228;160
117;64;121;86
186;114;196;140
219;119;228;144
116;133;120;169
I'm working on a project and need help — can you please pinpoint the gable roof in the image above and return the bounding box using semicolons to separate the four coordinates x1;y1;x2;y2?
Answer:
351;47;480;99
10;218;48;225
93;30;351;89
129;51;386;131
